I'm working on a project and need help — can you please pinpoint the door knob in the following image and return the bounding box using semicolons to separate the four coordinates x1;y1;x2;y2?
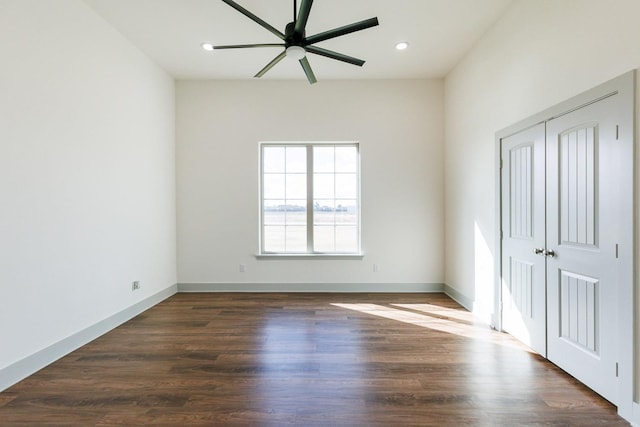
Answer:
534;248;545;255
543;249;555;257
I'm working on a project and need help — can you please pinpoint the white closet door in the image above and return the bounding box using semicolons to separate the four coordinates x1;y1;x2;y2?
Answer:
545;95;620;403
500;123;547;356
499;72;634;412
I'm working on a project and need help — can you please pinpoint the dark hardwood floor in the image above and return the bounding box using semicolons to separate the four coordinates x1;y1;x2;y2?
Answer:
0;293;629;426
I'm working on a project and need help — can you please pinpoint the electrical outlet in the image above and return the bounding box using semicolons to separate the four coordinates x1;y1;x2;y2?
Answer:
132;281;140;291
373;264;379;273
239;264;246;273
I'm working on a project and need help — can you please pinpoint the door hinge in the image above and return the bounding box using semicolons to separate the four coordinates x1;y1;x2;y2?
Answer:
616;125;619;140
500;158;503;169
615;362;619;377
615;243;619;259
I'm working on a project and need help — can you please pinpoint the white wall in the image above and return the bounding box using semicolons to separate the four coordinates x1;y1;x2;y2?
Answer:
0;0;176;372
177;79;443;288
444;0;640;419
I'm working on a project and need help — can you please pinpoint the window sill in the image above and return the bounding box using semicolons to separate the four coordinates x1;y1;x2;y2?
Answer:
255;253;364;260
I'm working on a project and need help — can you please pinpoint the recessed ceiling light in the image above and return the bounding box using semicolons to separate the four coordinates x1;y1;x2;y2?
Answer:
395;42;409;51
201;43;215;51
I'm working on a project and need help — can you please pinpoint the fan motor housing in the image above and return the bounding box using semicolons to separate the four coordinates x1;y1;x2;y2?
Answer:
285;22;305;47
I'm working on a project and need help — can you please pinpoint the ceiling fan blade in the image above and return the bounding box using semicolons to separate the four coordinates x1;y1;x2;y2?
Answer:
255;51;287;78
294;0;313;34
305;17;379;45
299;57;317;84
221;0;285;40
306;46;365;67
213;43;285;50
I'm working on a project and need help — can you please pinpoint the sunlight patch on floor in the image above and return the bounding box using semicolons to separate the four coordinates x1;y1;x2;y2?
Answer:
332;303;533;353
390;303;476;324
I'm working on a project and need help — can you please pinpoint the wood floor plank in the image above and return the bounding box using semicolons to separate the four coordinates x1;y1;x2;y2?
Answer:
0;293;630;426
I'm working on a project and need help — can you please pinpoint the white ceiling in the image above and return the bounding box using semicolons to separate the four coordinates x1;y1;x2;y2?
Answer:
84;0;513;81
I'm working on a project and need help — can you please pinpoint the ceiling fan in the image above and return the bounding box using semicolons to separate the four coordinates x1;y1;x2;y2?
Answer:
212;0;379;84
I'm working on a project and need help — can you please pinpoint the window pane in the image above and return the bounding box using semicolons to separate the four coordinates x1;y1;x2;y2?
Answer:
286;146;306;173
314;174;334;199
263;147;285;173
314;226;335;252
336;226;358;252
314;146;334;172
264;174;285;199
264;200;285;225
335;173;357;199
264;226;285;252
286;226;307;252
286;173;306;199
286;201;306;225
313;200;335;225
335;200;357;225
335;146;357;173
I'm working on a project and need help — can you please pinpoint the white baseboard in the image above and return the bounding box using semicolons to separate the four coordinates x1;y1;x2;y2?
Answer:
632;402;640;427
178;282;445;293
0;284;177;392
443;284;474;312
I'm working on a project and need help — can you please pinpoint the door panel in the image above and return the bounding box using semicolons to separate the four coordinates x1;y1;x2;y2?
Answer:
546;95;618;403
559;126;597;247
501;123;546;356
558;270;598;353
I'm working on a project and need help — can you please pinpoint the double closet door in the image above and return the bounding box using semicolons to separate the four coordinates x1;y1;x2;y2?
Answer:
500;94;626;404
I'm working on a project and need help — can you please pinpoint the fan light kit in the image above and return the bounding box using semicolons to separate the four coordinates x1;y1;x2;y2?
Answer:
286;45;306;60
209;0;379;84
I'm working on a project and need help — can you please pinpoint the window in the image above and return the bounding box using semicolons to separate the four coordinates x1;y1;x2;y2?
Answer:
260;142;360;255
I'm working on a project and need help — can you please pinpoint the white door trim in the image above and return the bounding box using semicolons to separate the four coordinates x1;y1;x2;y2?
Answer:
494;70;635;420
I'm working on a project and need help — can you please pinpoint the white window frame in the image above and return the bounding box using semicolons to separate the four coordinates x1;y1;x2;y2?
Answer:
258;141;362;257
